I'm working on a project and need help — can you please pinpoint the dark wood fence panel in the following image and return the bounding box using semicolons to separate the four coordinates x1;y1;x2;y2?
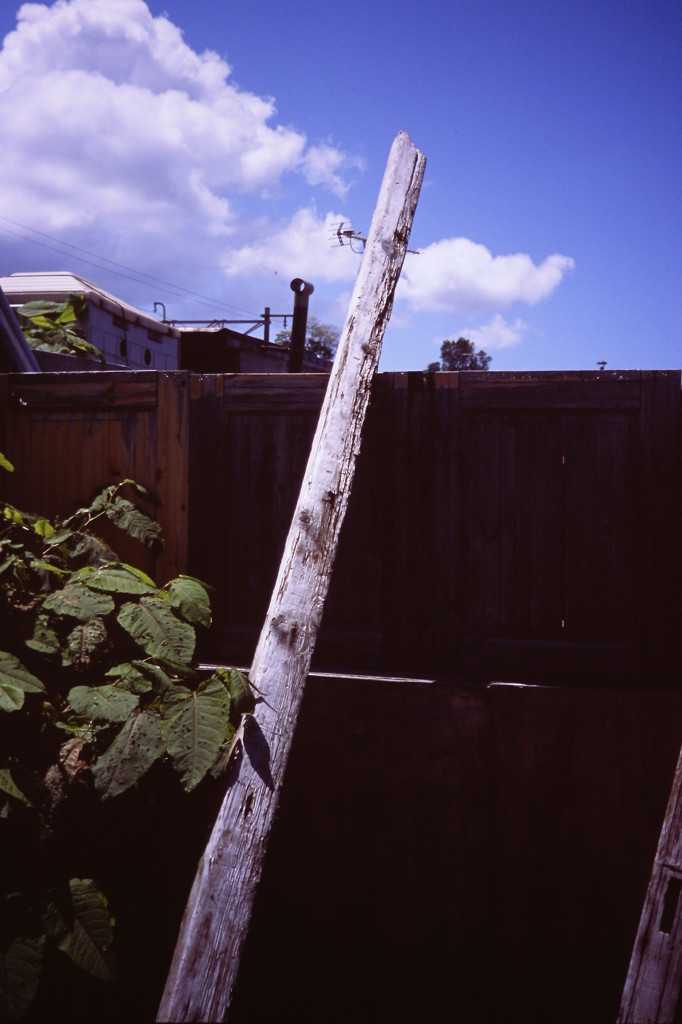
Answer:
488;681;682;1024
0;371;190;585
1;369;679;686
222;677;682;1024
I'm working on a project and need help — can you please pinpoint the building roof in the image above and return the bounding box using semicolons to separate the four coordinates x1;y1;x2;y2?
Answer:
0;271;179;337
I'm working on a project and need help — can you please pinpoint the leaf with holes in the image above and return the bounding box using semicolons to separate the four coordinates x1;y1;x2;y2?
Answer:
68;684;140;723
43;583;114;622
105;497;163;551
105;662;154;695
160;679;230;791
92;708;165;799
117;597;195;664
1;935;45;1022
64;617;108;670
25;615;60;656
168;576;212;628
0;652;45;712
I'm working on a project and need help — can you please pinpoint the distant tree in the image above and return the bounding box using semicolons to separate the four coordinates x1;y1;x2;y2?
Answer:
274;317;340;362
427;337;491;372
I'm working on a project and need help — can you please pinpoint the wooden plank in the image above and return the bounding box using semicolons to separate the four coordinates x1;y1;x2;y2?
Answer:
217;373;328;413
7;370;158;410
154;373;190;586
460;370;642;409
638;372;682;684
618;745;682;1023
157;131;426;1022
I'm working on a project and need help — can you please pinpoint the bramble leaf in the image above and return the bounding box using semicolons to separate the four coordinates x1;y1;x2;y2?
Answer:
0;652;45;712
43;583;115;621
83;562;157;595
64;617;109;670
92;709;165;799
117;597;195;664
168;575;212;628
68;684;140;723
160;679;230;791
25;615;60;655
105;498;163;550
0;768;32;807
53;879;115;981
1;935;45;1021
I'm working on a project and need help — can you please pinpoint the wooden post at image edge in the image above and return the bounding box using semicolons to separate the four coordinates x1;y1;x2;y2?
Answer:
618;744;682;1023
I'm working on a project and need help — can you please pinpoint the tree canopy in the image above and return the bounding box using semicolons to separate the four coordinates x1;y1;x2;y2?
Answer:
427;337;491;372
274;317;340;362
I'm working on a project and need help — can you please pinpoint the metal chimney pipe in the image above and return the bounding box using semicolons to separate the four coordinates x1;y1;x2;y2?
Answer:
288;278;314;373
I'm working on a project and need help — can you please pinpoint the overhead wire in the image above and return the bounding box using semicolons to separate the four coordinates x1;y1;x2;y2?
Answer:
0;214;260;320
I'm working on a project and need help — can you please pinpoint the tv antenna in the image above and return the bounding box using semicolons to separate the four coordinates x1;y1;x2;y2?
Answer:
330;221;419;255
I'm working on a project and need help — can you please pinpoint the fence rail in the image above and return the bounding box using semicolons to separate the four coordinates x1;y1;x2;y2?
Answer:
1;369;680;687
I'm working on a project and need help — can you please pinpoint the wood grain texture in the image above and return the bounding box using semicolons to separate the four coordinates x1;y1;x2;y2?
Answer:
157;131;426;1022
618;745;682;1023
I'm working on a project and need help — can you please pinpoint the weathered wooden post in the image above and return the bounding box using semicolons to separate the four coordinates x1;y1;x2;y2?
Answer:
618;745;682;1023
157;130;426;1022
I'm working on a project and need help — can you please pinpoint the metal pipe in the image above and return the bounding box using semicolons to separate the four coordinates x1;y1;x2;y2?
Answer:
288;278;314;373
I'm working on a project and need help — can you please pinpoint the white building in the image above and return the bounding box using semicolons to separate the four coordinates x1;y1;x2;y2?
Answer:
0;271;180;370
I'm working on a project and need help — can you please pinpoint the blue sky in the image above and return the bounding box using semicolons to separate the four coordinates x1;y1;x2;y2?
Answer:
0;0;679;371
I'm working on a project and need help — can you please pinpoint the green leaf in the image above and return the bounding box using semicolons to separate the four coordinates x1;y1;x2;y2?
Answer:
83;562;157;595
68;684;140;723
0;652;45;712
55;879;115;981
43;583;115;621
105;662;153;695
0;451;14;473
160;679;230;791
1;935;45;1022
33;518;55;539
228;668;256;716
168;575;212;628
65;617;108;670
117;597;195;664
4;506;23;526
26;558;70;576
92;708;165;799
105;498;164;550
0;768;32;807
25;615;61;655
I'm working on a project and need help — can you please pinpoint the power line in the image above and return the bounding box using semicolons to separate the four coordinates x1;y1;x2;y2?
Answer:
0;214;259;320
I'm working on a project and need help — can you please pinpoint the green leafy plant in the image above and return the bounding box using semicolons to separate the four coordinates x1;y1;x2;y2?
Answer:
16;294;105;364
0;455;254;1021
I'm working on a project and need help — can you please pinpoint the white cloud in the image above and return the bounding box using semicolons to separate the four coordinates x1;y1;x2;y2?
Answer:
462;314;530;351
0;0;355;272
301;143;365;198
399;236;574;313
221;208;360;283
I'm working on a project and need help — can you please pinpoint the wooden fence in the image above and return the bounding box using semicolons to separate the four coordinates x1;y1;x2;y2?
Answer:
2;368;682;1021
1;368;680;688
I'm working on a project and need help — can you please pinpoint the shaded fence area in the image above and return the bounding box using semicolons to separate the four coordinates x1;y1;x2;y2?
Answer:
0;368;680;683
185;369;681;687
1;368;682;1021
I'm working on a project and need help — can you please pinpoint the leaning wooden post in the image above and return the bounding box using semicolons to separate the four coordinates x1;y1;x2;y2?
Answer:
618;744;682;1023
157;130;426;1023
